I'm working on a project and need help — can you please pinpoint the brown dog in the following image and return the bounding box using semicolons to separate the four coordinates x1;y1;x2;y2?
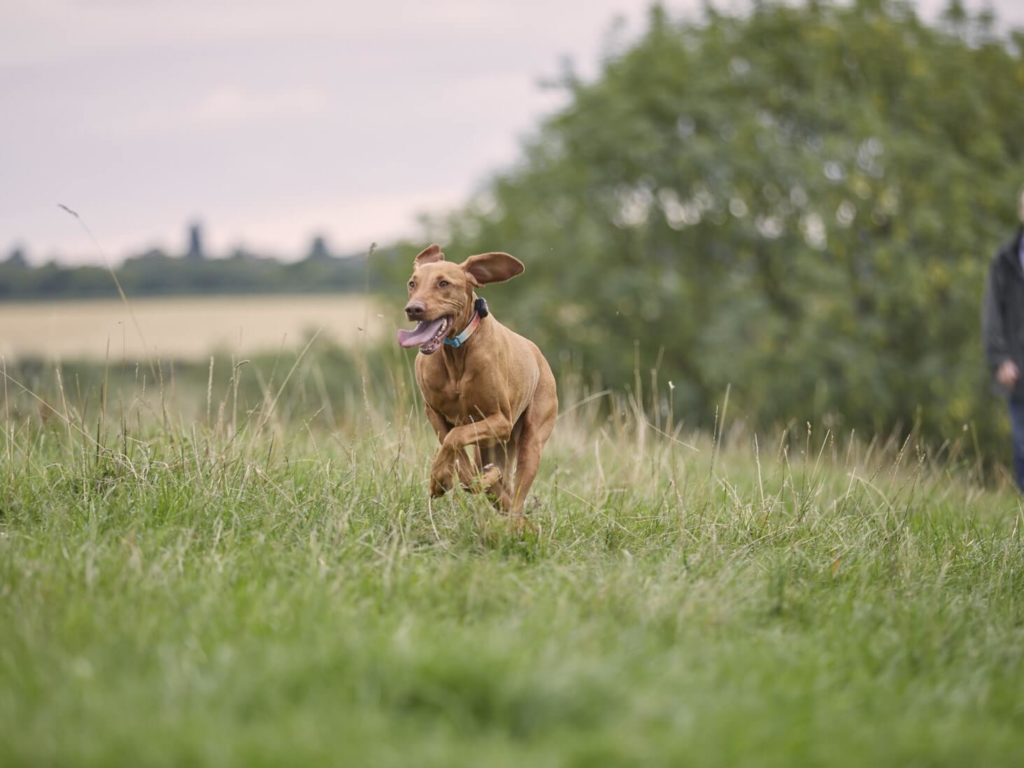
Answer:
398;244;557;524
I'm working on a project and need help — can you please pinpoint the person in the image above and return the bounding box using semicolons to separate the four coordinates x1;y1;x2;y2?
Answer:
982;187;1024;489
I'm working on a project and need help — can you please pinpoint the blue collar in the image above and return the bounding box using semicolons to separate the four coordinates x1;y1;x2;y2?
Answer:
444;313;479;348
444;297;489;349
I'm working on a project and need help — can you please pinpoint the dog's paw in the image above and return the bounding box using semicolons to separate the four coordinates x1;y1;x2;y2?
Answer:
477;463;502;489
429;457;454;497
429;469;453;497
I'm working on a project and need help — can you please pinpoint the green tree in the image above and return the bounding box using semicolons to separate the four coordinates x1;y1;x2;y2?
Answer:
433;0;1024;455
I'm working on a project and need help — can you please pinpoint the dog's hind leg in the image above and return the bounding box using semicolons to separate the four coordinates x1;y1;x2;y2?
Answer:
510;370;557;518
478;438;515;510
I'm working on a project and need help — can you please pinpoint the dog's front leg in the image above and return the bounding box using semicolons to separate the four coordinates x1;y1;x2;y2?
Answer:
424;405;454;496
429;413;512;497
429;447;466;497
432;414;512;496
429;449;502;497
441;414;514;453
424;404;451;443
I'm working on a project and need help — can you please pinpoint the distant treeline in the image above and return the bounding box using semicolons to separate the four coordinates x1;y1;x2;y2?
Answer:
0;246;384;301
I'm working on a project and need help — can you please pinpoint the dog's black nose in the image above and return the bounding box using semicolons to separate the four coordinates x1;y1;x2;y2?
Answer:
405;302;425;321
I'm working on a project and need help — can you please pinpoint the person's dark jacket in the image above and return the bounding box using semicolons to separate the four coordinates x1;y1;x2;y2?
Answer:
983;226;1024;398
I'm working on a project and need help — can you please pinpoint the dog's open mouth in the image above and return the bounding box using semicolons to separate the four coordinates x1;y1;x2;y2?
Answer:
397;316;451;355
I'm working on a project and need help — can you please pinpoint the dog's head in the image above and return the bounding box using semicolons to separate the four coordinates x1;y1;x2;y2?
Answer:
398;244;524;354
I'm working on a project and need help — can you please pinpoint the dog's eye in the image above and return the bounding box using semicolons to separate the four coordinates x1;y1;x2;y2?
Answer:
438;279;450;288
408;280;415;289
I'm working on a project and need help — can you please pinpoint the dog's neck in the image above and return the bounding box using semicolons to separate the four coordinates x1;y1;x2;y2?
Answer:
444;312;481;349
444;296;488;350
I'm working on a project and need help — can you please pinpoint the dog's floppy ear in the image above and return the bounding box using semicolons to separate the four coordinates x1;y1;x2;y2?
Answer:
414;244;445;266
460;252;524;286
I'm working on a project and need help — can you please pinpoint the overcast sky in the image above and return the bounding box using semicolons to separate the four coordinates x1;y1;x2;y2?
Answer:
2;0;1021;264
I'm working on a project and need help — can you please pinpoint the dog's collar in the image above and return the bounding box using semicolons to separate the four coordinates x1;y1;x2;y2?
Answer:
445;297;489;349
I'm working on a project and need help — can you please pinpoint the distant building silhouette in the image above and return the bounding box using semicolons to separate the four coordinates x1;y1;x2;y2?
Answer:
306;235;332;261
185;222;205;260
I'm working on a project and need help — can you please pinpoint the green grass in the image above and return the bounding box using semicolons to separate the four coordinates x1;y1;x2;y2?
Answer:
1;350;1023;767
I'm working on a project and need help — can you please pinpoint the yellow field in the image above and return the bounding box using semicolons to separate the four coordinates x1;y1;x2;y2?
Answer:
0;294;389;361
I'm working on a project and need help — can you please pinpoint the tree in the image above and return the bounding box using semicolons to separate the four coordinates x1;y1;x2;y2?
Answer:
435;0;1024;454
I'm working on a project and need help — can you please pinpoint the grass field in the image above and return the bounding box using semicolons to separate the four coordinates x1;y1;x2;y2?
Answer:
0;294;384;361
1;347;1023;767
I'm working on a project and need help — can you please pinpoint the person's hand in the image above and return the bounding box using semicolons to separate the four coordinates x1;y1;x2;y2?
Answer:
997;360;1020;390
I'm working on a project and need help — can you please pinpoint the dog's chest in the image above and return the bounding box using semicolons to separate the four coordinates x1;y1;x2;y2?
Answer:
416;343;528;427
425;378;486;425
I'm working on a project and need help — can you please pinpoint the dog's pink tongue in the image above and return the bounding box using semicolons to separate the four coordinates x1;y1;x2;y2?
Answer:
397;318;445;348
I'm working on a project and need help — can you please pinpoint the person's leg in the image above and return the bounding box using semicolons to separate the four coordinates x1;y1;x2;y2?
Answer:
1008;399;1024;491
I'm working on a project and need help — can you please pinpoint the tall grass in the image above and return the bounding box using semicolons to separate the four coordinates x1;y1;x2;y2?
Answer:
1;344;1022;767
